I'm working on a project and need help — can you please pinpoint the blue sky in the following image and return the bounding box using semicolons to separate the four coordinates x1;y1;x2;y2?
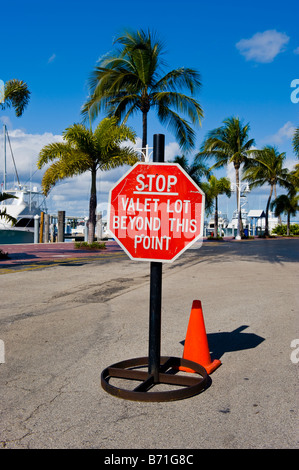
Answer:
0;0;298;220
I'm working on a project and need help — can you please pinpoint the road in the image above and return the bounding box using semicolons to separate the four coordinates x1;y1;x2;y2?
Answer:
0;238;298;449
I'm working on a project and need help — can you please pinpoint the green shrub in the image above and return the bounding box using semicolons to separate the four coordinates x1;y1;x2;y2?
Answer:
74;241;106;250
272;224;299;236
290;224;299;235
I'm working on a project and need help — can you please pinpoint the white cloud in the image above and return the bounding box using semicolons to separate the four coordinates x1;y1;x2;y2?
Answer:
255;122;297;172
225;162;234;183
0;126;183;218
47;53;56;64
0;80;4;103
294;47;299;55
165;141;181;161
236;30;289;63
0;116;12;128
0;128;63;181
263;121;296;145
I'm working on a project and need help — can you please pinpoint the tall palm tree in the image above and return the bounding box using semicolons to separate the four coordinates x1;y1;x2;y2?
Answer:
172;154;210;185
243;146;291;236
293;128;299;181
82;29;203;154
37;117;139;243
0;79;30;117
172;154;212;212
293;127;299;158
200;175;231;238
199;117;255;238
271;193;299;236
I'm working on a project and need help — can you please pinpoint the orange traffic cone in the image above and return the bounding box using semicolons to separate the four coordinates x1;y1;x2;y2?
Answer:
180;300;221;375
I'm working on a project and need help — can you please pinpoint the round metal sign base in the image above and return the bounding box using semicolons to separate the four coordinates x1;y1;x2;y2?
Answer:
101;356;209;402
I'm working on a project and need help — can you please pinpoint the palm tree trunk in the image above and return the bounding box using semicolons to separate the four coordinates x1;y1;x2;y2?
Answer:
264;185;273;237
274;183;282;224
142;110;147;161
214;196;218;238
235;165;243;238
88;167;97;243
287;212;290;236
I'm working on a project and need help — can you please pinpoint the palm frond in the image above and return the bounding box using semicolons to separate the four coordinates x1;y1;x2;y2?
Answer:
40;151;91;195
200;116;254;168
154;68;202;94
0;192;17;203
63;124;96;157
94;116;136;156
152;91;203;125
157;106;196;150
243;146;291;191
0;193;18;224
106;93;140;122
99;146;139;171
293;127;299;157
37;142;74;168
0;207;17;225
271;194;299;217
2;79;30;117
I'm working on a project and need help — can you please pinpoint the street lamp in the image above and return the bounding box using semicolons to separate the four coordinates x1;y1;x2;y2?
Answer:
230;182;250;240
136;145;153;162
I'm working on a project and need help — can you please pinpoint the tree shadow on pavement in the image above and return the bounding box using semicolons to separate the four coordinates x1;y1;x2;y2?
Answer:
202;239;299;265
174;239;299;268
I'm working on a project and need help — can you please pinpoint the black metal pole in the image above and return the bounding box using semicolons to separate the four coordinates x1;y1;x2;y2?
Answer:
149;261;162;382
148;134;165;382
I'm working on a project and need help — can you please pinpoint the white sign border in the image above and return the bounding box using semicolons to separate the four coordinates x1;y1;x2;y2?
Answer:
107;162;205;263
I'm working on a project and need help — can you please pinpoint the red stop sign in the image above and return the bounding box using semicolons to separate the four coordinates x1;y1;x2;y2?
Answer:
108;163;205;262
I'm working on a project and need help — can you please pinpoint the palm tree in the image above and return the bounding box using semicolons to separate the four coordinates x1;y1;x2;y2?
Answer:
172;154;210;185
271;194;299;236
37;117;139;243
0;79;30;117
243;146;291;236
293;128;299;181
199;117;255;238
172;154;212;212
293;127;299;157
82;29;203;154
200;175;231;238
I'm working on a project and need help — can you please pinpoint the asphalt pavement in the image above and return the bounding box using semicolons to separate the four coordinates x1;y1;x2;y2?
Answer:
0;238;298;449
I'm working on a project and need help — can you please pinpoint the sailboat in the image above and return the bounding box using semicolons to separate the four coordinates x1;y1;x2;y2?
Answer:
0;124;47;244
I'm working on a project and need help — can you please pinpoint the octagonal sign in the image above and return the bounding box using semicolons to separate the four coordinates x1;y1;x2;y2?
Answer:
108;162;205;263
